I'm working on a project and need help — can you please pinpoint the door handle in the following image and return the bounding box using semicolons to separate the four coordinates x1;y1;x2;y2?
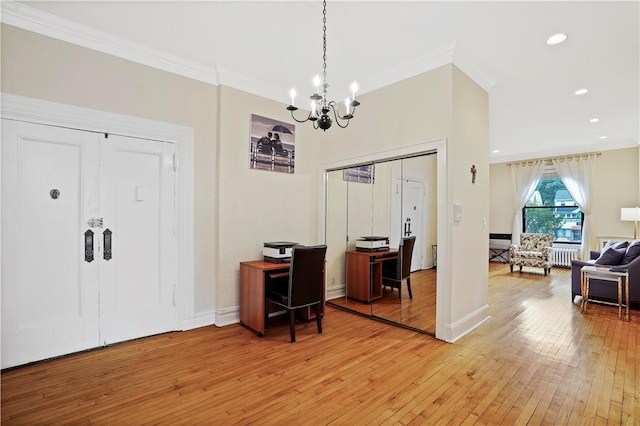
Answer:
103;229;112;261
84;229;94;262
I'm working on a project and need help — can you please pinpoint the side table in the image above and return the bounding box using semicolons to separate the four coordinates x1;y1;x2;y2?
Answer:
580;265;629;321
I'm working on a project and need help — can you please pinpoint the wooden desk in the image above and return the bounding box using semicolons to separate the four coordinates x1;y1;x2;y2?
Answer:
345;249;398;303
239;260;324;336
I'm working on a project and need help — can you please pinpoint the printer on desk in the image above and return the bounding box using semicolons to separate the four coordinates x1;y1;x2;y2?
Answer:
263;241;298;263
355;236;390;252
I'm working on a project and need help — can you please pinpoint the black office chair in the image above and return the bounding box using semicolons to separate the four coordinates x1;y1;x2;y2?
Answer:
265;244;327;342
382;236;416;301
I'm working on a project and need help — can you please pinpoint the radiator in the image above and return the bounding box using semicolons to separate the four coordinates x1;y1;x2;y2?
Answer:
551;247;580;268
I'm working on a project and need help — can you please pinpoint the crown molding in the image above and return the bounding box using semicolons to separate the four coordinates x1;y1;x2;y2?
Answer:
0;1;218;85
0;1;497;102
360;41;456;94
216;65;289;104
360;41;496;95
452;43;497;92
489;138;639;164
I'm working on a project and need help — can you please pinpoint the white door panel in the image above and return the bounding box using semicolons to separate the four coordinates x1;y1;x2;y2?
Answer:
1;120;100;367
402;180;424;272
99;135;176;344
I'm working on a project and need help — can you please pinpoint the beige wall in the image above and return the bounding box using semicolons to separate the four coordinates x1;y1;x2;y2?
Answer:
449;66;490;323
310;64;490;338
489;147;640;253
215;85;322;310
1;24;218;315
2;23;491;339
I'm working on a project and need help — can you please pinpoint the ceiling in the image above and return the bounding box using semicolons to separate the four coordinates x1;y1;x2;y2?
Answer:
7;1;640;163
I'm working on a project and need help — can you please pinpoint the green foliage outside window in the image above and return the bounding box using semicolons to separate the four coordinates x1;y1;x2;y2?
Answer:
533;177;565;206
525;208;566;235
523;177;583;242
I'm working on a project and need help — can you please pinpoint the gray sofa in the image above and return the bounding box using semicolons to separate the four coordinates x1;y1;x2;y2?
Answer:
571;243;640;305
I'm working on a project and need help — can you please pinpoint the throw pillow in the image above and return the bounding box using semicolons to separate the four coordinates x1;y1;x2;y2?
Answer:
602;240;629;251
594;246;627;265
622;240;640;264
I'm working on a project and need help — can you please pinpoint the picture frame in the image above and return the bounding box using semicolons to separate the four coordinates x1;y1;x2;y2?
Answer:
343;164;375;184
249;114;295;174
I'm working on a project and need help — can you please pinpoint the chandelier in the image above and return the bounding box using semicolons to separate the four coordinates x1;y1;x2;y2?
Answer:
286;0;360;131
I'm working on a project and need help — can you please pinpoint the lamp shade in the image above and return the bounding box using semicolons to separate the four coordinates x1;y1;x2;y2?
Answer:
621;207;640;221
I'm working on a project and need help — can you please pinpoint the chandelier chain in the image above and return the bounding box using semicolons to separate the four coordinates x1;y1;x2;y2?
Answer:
322;0;327;99
286;0;358;131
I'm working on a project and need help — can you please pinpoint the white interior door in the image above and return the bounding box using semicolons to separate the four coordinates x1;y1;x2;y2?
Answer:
2;121;177;368
1;120;101;367
99;135;176;345
402;180;424;272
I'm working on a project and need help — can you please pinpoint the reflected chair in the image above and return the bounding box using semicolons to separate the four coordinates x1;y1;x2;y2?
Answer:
265;244;327;342
382;236;416;301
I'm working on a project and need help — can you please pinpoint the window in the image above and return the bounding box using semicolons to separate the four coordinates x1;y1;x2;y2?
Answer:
522;177;583;243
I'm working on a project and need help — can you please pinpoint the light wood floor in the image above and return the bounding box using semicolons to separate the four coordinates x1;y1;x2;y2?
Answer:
2;264;639;424
329;268;437;333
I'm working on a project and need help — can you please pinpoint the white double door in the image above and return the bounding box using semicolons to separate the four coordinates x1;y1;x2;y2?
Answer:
2;120;177;368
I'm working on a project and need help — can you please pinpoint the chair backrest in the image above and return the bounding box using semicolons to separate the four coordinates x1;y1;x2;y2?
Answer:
520;233;554;251
288;244;327;308
398;236;416;279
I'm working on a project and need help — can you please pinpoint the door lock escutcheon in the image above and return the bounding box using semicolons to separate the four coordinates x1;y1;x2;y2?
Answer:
87;217;104;228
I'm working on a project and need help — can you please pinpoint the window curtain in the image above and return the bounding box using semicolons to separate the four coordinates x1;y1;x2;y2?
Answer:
509;160;545;245
552;154;598;260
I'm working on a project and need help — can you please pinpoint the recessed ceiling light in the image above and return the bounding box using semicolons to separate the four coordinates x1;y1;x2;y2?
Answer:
546;33;568;46
492;149;500;154
575;88;589;95
600;136;608;139
589;118;600;123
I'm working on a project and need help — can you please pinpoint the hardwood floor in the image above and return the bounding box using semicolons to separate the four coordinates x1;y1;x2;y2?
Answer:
328;268;437;333
2;264;639;424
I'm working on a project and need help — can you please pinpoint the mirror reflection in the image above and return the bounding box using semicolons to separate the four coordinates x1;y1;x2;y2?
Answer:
325;153;438;334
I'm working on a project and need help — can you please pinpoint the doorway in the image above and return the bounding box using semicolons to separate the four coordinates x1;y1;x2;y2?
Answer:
2;120;178;368
391;177;427;272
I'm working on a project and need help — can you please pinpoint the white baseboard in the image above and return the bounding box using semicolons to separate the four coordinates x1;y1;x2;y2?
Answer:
443;305;491;343
182;306;242;330
214;306;240;327
182;311;216;330
327;286;345;301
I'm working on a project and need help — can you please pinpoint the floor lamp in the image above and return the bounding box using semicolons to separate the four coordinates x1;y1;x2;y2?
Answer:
621;207;640;239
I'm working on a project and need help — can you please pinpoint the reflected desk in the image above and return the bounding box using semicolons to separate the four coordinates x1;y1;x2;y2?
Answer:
345;249;398;303
239;260;324;336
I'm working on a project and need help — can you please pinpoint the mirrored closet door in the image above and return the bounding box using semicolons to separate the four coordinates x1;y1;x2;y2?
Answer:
324;152;438;335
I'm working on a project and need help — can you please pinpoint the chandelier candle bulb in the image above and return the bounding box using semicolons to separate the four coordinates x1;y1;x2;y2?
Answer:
289;88;296;107
345;98;350;115
351;81;358;101
313;75;321;94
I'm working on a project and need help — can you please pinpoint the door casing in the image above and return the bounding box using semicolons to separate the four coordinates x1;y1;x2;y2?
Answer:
1;93;196;354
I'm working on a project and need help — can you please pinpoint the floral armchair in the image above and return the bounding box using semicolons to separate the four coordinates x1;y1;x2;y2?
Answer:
509;233;554;276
